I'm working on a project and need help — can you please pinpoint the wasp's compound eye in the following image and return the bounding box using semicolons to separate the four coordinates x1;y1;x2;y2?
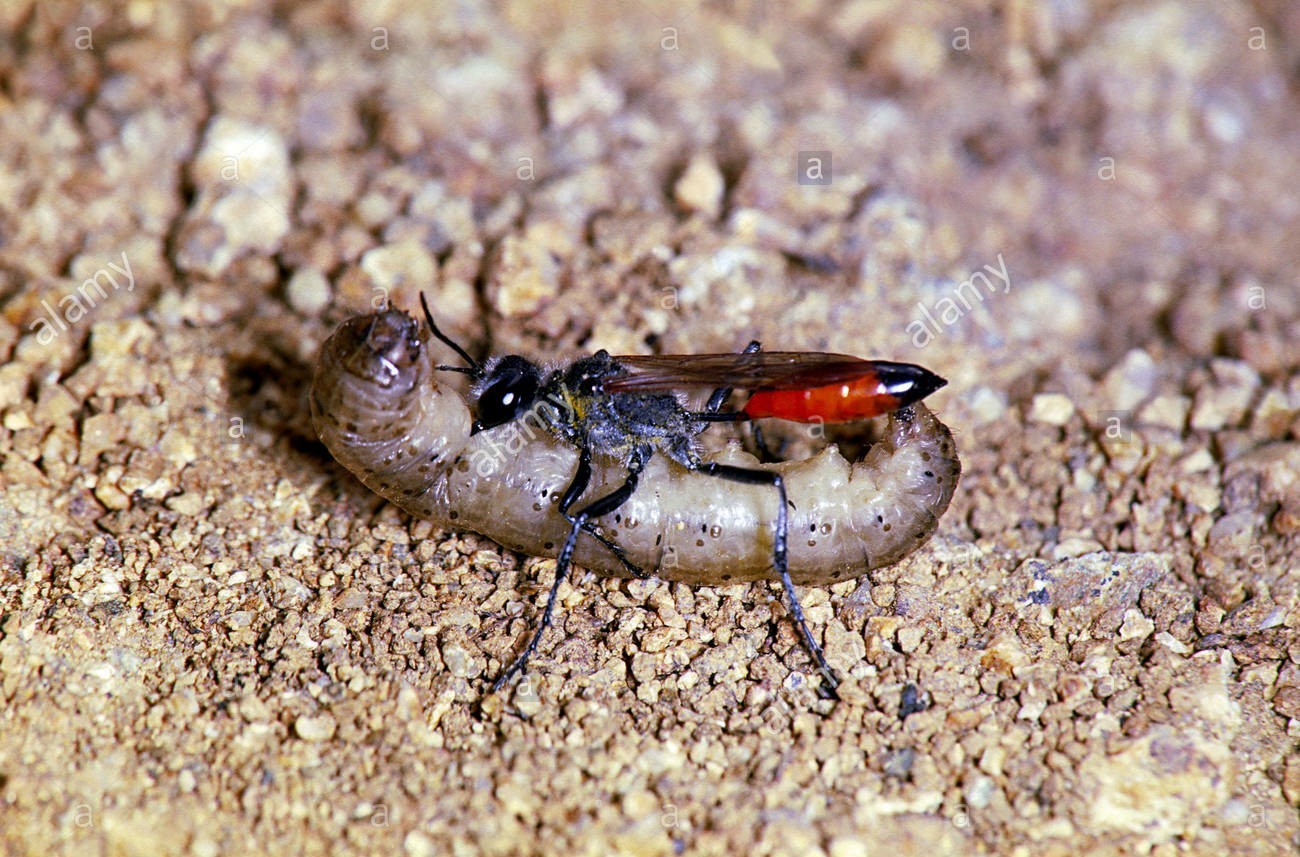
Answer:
475;356;542;429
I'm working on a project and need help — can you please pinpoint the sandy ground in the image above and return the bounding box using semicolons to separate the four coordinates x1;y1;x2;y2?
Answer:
1;1;1298;855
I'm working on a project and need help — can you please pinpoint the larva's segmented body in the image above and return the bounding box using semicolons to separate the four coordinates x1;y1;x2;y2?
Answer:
311;308;960;694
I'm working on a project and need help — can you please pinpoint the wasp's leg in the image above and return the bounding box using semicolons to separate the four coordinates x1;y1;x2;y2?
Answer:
690;340;760;423
562;444;647;578
709;341;777;460
492;445;652;692
678;453;841;699
545;441;644;578
749;422;778;463
581;523;643;578
698;341;775;461
703;339;762;413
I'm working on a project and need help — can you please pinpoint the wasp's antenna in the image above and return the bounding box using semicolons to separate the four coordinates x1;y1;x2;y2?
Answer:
420;292;480;371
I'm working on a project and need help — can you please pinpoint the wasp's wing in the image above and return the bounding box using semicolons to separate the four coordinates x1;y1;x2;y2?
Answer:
603;352;879;393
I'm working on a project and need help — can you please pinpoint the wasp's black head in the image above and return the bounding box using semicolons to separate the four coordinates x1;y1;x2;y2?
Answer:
472;355;543;430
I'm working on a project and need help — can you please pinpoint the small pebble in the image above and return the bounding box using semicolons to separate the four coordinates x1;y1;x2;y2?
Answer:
1118;609;1155;641
963;386;1008;426
1190;359;1259;430
1138;394;1190;431
964;774;996;809
1206;511;1256;555
403;830;437;857
294;713;337;742
165;493;206;516
1102;349;1158;411
1053;537;1103;559
489;233;562;318
360;240;437;298
674;153;725;219
1029;393;1074;426
79;413;124;465
828;836;871;857
1271;686;1300;720
1285;757;1300;805
191;838;220;857
286;267;331;315
0;363;30;410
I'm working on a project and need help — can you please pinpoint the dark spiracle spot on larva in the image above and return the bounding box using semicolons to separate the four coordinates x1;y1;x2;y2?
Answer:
709;524;722;539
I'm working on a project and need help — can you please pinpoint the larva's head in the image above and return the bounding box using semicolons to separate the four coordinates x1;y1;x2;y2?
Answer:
311;309;472;478
324;310;426;394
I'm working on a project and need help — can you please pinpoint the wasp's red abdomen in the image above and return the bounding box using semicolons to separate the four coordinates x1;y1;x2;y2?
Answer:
743;361;946;424
743;375;899;423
